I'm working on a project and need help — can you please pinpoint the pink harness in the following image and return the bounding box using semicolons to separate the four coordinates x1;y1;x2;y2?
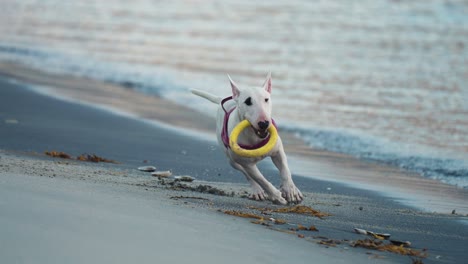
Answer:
220;96;277;150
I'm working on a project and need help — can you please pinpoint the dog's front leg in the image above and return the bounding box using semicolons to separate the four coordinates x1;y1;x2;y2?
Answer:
271;147;303;203
241;164;287;205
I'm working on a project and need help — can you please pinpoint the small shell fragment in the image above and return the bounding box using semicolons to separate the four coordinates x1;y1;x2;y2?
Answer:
354;228;390;239
174;176;195;182
354;228;368;235
138;166;156;172
151;170;172;177
374;232;391;239
368;232;385;240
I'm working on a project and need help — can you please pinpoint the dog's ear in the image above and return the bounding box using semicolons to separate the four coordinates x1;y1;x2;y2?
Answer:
263;71;272;94
228;74;240;100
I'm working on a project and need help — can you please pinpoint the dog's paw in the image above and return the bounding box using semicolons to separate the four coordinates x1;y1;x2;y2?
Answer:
249;186;267;201
270;190;287;205
272;196;288;205
280;183;303;204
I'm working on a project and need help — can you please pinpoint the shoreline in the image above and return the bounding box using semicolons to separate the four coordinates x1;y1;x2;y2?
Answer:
1;61;466;215
1;78;468;263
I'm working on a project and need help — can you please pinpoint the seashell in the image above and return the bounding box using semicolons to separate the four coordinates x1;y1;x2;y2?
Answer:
151;170;172;177
355;228;390;239
138;166;156;172
174;176;195;182
374;232;391;239
367;231;385;240
354;228;368;235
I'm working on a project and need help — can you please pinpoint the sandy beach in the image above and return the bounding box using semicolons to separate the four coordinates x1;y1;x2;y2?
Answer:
1;1;467;263
1;71;468;264
1;61;467;215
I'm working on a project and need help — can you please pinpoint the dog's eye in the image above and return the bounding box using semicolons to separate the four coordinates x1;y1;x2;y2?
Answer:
244;97;252;106
265;98;269;103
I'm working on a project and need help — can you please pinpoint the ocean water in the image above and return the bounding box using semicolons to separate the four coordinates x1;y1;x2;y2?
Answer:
0;0;467;187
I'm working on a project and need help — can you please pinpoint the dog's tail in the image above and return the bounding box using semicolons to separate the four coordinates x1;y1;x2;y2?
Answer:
191;89;222;104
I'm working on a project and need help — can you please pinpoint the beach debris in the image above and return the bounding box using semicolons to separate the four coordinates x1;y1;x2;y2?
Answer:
298;234;305;238
352;239;425;257
390;240;412;247
170;196;209;201
193;184;227;195
174;175;195;182
45;151;72;159
77;154;118;163
268;218;287;225
224;210;264;220
151;170;172;178
308;225;319;231
251;220;271;226
318;239;340;247
354;228;368;235
354;228;390;240
138;166;156;172
370;232;391;240
411;258;425;264
271;205;330;218
166;182;229;196
44;150;118;163
290;224;319;232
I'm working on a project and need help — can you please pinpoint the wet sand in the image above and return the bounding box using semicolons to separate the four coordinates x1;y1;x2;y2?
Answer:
1;72;468;263
1;61;467;215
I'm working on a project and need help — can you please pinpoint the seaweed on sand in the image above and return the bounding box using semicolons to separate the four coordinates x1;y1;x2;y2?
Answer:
248;205;330;218
76;154;119;163
224;210;264;220
45;151;72;159
352;239;427;258
271;205;330;218
45;150;119;163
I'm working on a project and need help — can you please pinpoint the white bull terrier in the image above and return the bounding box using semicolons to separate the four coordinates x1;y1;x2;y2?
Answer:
192;73;303;204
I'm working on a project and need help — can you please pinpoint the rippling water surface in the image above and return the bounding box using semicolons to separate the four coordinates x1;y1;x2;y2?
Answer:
0;0;467;186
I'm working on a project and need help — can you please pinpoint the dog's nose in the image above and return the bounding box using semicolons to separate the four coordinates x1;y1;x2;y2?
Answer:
258;121;269;130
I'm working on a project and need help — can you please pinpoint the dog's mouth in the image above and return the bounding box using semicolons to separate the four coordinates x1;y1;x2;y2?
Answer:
252;126;269;139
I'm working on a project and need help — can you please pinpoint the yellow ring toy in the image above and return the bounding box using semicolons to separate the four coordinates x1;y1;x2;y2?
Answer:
229;120;278;158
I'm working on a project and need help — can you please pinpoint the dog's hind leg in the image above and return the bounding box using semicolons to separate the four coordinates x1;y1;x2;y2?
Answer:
241;164;287;205
229;161;267;201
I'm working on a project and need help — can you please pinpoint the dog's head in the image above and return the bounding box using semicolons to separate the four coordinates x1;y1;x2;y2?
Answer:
229;73;273;139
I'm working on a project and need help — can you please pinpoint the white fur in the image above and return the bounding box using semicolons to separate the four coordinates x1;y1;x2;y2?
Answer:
191;73;303;204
